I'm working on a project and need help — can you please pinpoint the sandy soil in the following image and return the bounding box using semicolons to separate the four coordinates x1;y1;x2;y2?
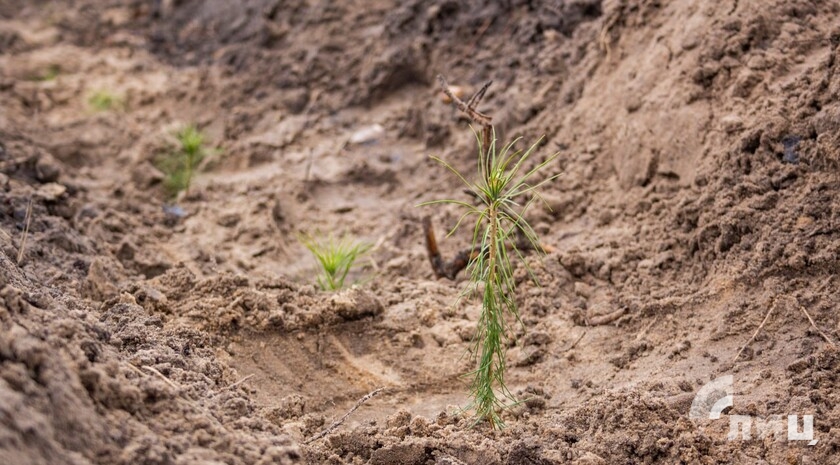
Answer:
2;1;840;464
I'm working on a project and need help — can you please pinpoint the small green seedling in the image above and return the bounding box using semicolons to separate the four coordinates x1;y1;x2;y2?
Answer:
156;125;212;198
30;64;60;82
87;90;125;112
299;233;371;291
424;129;558;429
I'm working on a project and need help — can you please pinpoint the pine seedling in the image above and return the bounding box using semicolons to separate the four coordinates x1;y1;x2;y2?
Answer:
156;125;210;198
300;233;372;291
87;90;125;112
424;129;558;428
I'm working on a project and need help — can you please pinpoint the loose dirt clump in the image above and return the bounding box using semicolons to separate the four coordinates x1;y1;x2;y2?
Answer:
2;1;840;464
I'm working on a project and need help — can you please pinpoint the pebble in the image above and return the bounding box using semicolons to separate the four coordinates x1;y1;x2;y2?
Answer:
35;153;62;182
163;204;187;218
35;182;67;201
348;124;385;145
782;136;800;164
720;115;743;133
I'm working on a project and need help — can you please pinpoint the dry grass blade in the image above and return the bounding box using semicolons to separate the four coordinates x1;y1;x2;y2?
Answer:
304;387;384;444
227;374;255;390
16;197;33;265
733;298;777;363
562;330;587;353
734;296;836;365
792;297;837;348
142;365;181;390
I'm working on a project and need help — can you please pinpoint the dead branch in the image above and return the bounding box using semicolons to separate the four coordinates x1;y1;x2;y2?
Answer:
598;11;621;60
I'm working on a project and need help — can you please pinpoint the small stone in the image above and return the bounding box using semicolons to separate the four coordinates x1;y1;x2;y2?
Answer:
782;136;800;164
163;204;187;218
35;152;61;182
217;213;241;228
720;115;744;133
795;216;814;229
330;288;383;321
271;200;285;225
281;88;310;114
573;281;593;298
746;54;774;70
35;182;67;201
348;124;385;145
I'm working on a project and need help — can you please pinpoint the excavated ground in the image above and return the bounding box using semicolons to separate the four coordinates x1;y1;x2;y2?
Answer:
2;1;840;464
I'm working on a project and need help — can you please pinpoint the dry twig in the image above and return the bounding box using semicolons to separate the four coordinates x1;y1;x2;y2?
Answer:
16;198;33;265
227;374;255;390
142;365;182;391
733;298;777;363
304;387;384;445
734;296;837;364
562;330;587;352
793;297;837;348
437;74;494;174
587;307;627;326
437;74;492;128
